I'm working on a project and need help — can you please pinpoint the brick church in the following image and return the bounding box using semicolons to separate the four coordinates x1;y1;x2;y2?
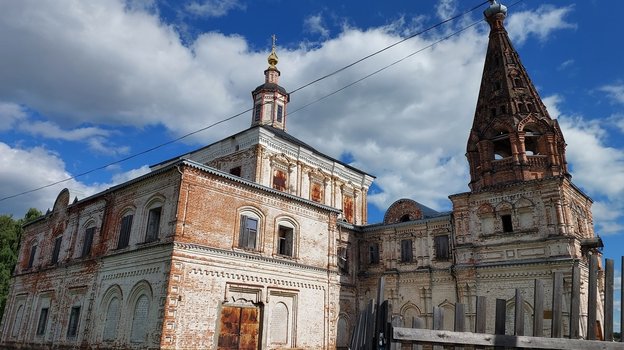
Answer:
0;1;603;349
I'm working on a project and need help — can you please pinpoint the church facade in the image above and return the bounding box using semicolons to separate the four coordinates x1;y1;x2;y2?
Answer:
0;2;603;349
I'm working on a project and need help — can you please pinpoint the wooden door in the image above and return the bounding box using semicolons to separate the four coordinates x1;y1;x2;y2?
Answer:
217;306;260;350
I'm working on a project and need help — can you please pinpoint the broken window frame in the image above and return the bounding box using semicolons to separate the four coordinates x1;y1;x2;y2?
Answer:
36;307;49;336
277;225;294;257
144;206;162;243
369;243;380;265
239;215;259;250
51;236;62;264
66;306;81;338
117;213;133;249
434;235;450;261
400;239;413;263
82;227;95;257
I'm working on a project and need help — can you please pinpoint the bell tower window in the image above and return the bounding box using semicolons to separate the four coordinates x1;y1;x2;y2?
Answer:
501;214;513;232
277;105;283;122
254;104;262;122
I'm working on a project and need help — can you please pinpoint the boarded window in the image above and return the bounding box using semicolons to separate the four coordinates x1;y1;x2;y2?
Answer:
103;297;120;341
336;316;349;348
130;295;149;343
67;306;81;337
11;305;23;338
239;215;258;250
82;227;95;257
502;214;513;232
277;226;294;257
277;105;283;122
254;104;262;121
117;214;133;249
343;195;354;223
270;303;288;344
51;237;62;264
145;207;162;242
310;182;323;203
36;307;49;335
400;239;413;263
272;169;287;191
28;245;37;268
369;243;380;265
434;235;449;261
337;246;349;274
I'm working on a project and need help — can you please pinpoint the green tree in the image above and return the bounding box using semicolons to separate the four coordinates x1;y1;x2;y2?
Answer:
0;208;42;321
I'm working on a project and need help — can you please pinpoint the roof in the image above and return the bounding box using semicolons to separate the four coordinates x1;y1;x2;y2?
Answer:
252;82;288;96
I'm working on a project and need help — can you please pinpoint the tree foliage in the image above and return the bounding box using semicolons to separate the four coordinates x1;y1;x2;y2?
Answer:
0;208;42;321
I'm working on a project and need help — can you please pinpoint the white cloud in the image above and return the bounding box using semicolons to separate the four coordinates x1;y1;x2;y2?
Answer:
600;84;624;105
0;102;27;131
185;0;244;18
557;59;574;71
304;14;330;38
506;5;576;45
435;0;457;20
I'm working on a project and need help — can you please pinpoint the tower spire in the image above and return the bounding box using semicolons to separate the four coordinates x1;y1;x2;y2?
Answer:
250;35;290;131
466;1;568;191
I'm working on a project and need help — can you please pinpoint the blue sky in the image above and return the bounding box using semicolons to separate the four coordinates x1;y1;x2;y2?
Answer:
1;0;623;323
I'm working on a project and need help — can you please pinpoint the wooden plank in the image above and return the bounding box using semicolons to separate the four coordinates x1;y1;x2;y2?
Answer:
569;264;581;339
495;298;506;335
475;296;486;333
533;279;544;337
551;272;563;338
455;303;465;332
514;289;524;336
587;254;598;340
604;258;614;341
432;306;444;350
393;327;624;349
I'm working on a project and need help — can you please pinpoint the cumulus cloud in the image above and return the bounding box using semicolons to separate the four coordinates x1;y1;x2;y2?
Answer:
600;84;624;105
435;0;457;20
0;102;27;131
506;5;576;45
304;14;330;38
184;0;245;18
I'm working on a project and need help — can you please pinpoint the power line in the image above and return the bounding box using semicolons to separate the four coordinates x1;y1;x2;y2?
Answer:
0;1;494;203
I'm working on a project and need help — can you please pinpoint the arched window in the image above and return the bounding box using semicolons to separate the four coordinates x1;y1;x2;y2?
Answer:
270;302;288;344
103;297;120;341
491;130;512;160
276;218;297;258
336;316;350;348
144;199;163;243
11;305;24;338
117;209;134;249
238;208;263;250
130;295;150;343
81;221;96;257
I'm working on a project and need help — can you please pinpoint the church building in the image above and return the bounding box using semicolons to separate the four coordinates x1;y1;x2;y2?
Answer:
0;1;603;349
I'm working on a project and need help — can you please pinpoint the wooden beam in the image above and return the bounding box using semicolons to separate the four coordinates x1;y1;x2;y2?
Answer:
514;289;524;336
475;296;487;333
604;258;614;341
587;254;598;340
393;327;624;349
569;263;581;339
552;272;563;338
533;279;544;337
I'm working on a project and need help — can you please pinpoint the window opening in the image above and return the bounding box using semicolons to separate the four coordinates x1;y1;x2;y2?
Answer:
502;214;513;232
82;227;95;257
117;214;133;249
67;306;81;337
254;104;262;121
229;166;241;177
277;225;294;257
273;169;287;191
28;245;37;269
277;104;283;122
434;235;449;261
145;207;162;242
239;215;258;250
400;239;413;263
51;237;62;264
369;243;380;264
399;214;411;222
337;247;349;274
36;307;49;335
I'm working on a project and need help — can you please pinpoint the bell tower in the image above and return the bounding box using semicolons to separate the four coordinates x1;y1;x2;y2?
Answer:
466;1;568;191
251;35;290;131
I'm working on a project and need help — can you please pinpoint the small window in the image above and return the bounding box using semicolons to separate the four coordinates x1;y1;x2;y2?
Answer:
230;166;241;177
36;307;49;335
369;243;380;265
67;306;81;337
254;104;262;122
434;235;449;261
82;227;95;257
502;214;513;232
337;246;349;274
51;237;62;264
28;245;37;269
277;104;283;122
239;215;258;250
277;225;294;257
145;207;162;242
117;214;133;249
400;239;413;263
514;77;523;87
273;169;287;191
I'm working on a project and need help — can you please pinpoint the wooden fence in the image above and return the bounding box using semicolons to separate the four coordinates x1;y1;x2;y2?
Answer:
349;256;624;349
